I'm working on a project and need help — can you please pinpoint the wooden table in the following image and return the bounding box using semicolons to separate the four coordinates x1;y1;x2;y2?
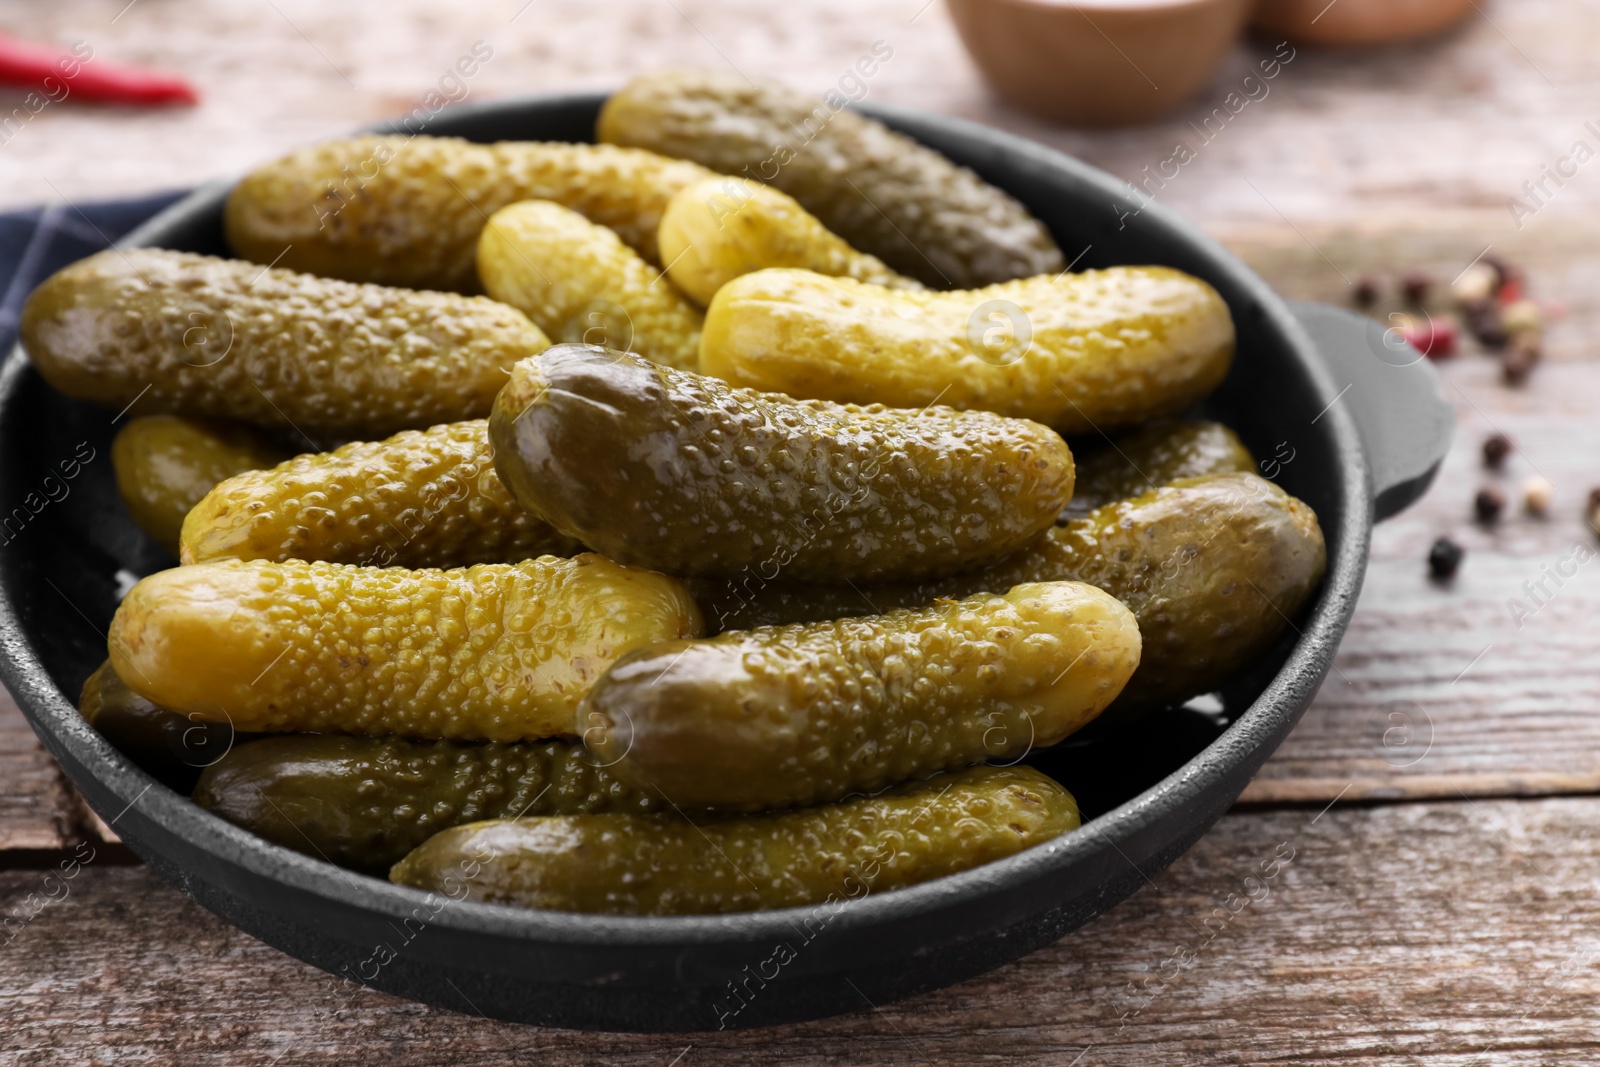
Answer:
4;0;1600;1061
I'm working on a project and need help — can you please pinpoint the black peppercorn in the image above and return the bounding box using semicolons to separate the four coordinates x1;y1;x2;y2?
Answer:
1481;433;1512;469
1353;275;1380;308
1428;537;1463;580
1401;269;1432;305
1463;299;1509;349
1502;336;1540;386
1475;485;1506;523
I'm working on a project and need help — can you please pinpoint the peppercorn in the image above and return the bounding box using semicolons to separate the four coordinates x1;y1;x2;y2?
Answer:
1502;336;1540;386
1353;275;1380;308
1587;489;1600;533
1463;299;1509;349
1481;433;1512;469
1428;537;1463;580
1475;485;1506;523
1401;269;1432;305
1401;317;1456;359
1482;253;1514;289
1523;476;1554;517
1452;263;1497;307
1501;299;1544;338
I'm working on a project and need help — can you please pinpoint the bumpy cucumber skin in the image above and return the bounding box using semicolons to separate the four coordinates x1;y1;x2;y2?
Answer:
699;267;1235;435
390;764;1080;915
79;659;248;792
180;419;580;569
224;135;718;291
108;555;704;742
479;200;702;370
489;345;1075;583
583;582;1140;810
112;416;289;556
194;735;661;873
1005;474;1324;716
20;249;548;437
658;176;919;306
696;472;1326;719
599;70;1064;289
1065;419;1254;517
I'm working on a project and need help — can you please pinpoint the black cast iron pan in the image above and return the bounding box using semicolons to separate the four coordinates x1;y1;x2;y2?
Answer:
0;92;1452;1031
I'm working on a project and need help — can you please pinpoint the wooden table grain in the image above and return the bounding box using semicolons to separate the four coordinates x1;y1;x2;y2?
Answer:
3;0;1600;1062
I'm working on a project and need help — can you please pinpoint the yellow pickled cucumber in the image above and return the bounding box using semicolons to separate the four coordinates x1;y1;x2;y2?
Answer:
657;177;918;306
478;201;701;370
20;249;548;438
490;345;1076;583
599;70;1064;288
108;555;703;742
112;416;290;556
694;472;1326;720
181;420;580;568
699;267;1235;433
390;764;1081;916
225;135;719;291
583;581;1140;809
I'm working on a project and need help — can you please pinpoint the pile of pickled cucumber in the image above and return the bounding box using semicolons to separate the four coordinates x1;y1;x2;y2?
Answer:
23;71;1326;917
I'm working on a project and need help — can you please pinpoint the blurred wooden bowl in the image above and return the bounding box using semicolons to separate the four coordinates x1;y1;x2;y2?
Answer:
1252;0;1477;45
946;0;1255;126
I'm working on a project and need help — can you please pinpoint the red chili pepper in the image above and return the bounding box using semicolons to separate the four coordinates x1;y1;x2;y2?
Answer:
0;34;197;106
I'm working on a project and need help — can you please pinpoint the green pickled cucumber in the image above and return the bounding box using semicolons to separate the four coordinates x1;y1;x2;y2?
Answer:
599;69;1063;288
79;659;249;791
20;249;548;438
112;416;290;556
1065;419;1254;517
657;176;919;306
225;135;719;291
108;554;703;742
489;344;1075;583
695;472;1326;719
582;581;1139;809
699;267;1235;434
391;764;1080;915
180;420;580;568
478;200;702;370
194;735;662;873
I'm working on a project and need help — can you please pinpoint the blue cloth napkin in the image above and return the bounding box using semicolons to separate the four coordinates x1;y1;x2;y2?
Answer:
0;191;187;355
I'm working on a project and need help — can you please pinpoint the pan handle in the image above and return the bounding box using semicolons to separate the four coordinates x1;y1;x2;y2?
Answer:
1288;301;1456;522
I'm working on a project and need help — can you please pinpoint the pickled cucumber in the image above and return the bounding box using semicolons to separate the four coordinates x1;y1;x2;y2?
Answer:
489;345;1075;583
583;581;1139;809
695;472;1326;719
112;416;289;556
194;735;662;873
181;420;580;569
699;267;1235;434
390;764;1080;915
225;135;719;291
478;201;701;370
1066;419;1254;518
599;70;1064;288
80;659;247;791
657;176;918;306
108;554;703;742
1017;473;1324;716
20;249;548;438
